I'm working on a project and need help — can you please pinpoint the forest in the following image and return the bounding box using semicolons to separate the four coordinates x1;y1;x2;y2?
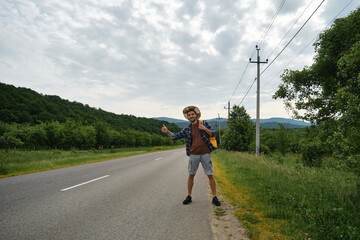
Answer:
0;82;181;134
0;83;183;151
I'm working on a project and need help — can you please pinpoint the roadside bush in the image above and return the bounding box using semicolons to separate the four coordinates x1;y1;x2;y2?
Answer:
269;152;285;164
260;130;277;152
300;140;327;167
26;125;47;150
288;129;302;153
248;141;270;155
344;154;360;174
275;124;289;155
0;121;182;151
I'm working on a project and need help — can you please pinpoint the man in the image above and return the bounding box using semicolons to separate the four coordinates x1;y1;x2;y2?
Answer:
161;106;221;206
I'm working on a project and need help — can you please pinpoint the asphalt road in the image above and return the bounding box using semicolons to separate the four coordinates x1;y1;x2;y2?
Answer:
0;148;214;240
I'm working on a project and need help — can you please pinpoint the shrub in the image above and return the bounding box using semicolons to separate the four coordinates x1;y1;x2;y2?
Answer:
300;140;326;167
344;154;360;174
248;141;270;155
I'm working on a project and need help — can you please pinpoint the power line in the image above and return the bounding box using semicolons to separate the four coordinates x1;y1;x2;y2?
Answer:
260;0;325;76
262;0;354;89
263;37;315;88
249;0;287;65
229;0;287;104
227;0;288;109
258;0;287;48
236;0;325;108
229;61;250;102
238;78;256;106
266;0;315;60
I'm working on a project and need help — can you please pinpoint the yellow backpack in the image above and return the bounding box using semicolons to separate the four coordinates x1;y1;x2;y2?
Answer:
199;120;218;149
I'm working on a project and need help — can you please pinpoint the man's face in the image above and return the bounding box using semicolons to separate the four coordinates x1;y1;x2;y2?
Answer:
187;111;197;122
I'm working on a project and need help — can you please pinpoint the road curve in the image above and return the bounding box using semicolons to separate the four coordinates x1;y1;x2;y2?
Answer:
0;148;214;240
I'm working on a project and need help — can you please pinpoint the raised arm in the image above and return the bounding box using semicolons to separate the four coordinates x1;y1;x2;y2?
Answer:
162;124;175;139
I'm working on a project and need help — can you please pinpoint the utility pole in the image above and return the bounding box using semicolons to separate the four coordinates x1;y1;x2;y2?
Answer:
224;101;232;119
218;113;221;145
249;45;268;156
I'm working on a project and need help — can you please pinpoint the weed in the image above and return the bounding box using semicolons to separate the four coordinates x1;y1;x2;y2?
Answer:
214;207;226;217
213;150;360;239
240;213;260;224
0;162;7;175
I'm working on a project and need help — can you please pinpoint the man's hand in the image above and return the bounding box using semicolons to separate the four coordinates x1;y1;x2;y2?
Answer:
198;122;207;131
161;124;168;133
199;122;213;136
162;124;175;139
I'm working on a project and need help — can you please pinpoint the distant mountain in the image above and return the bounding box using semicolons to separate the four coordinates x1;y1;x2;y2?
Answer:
260;122;309;129
153;117;227;129
253;117;311;127
207;118;228;122
153;117;187;123
206;119;228;130
154;117;311;130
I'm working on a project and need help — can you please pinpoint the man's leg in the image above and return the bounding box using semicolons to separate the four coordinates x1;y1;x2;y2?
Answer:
184;155;200;204
187;174;195;196
208;174;220;206
207;174;216;197
201;153;215;195
201;153;221;206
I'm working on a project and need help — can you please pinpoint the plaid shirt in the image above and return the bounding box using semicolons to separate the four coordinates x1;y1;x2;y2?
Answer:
174;120;216;156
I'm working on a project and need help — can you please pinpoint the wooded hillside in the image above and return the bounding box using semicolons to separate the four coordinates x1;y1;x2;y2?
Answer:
0;82;181;134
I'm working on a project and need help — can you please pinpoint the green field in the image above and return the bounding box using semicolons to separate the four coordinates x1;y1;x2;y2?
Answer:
0;145;184;178
212;150;360;240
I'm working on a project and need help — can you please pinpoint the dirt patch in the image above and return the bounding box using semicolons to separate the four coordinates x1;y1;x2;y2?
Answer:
210;195;250;240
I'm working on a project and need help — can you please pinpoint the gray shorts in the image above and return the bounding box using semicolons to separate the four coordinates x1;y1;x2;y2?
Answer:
188;153;213;175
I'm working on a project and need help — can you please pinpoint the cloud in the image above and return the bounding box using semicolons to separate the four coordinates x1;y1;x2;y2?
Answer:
1;0;358;120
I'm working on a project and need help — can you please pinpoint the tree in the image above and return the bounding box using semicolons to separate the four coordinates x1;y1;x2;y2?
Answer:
0;129;24;153
274;8;360;124
275;124;289;155
26;125;47;150
94;121;111;148
273;8;360;157
42;121;65;149
223;105;255;151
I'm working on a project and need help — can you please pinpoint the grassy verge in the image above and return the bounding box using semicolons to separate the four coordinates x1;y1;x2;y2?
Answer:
212;150;360;240
0;145;185;178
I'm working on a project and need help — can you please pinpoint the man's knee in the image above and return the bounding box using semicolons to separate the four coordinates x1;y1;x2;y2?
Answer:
189;174;195;179
207;175;215;181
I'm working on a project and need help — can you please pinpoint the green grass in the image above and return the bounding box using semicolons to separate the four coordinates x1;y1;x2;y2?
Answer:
212;150;360;240
0;145;185;177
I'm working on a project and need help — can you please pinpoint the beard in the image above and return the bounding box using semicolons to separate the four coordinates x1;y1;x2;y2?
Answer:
190;118;197;123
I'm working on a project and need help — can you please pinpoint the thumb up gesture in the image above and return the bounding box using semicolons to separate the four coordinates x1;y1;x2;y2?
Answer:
161;124;168;133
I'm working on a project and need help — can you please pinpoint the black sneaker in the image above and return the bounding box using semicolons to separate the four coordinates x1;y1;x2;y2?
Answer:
212;196;221;206
183;195;192;205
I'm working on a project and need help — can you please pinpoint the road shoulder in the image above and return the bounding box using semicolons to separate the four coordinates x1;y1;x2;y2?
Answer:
209;194;250;240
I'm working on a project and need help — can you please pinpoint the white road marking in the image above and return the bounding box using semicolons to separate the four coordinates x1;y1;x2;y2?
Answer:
60;175;110;191
154;157;162;161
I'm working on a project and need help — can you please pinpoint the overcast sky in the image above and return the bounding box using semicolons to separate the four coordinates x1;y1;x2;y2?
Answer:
1;0;359;120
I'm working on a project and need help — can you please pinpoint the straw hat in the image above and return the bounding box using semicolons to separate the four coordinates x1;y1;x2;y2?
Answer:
183;106;201;120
